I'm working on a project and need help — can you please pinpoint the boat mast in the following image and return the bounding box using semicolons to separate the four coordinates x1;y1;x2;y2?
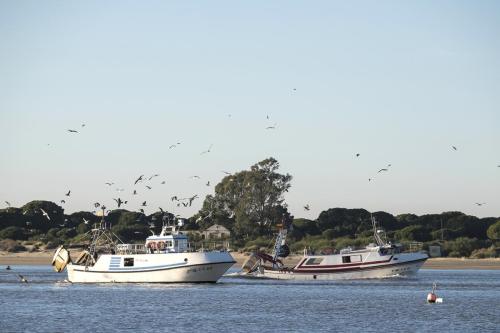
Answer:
371;214;386;247
272;223;288;268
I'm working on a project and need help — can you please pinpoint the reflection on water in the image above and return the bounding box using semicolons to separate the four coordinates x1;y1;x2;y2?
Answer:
1;266;499;332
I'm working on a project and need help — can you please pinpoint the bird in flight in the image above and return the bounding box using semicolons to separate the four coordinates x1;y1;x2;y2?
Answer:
105;182;114;186
81;123;86;127
18;274;28;283
60;200;66;204
67;129;78;133
200;144;213;155
65;190;71;197
452;146;457;151
114;198;124;208
148;174;159;181
139;208;145;214
221;171;231;175
83;218;90;225
133;190;137;195
355;153;360;157
475;202;486;206
145;185;152;190
190;175;200;179
161;180;166;185
206;181;210;186
304;204;310;211
40;209;50;220
188;194;199;206
141;201;147;207
4;201;10;207
94;202;101;208
266;123;277;130
378;168;388;173
171;196;178;202
169;142;181;149
134;175;144;185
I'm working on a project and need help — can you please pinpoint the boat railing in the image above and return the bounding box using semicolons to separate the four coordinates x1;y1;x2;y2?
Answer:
115;240;231;254
404;241;424;252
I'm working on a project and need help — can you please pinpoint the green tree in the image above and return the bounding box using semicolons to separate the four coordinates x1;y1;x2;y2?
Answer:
198;158;292;240
0;226;25;240
487;220;500;241
394;225;429;242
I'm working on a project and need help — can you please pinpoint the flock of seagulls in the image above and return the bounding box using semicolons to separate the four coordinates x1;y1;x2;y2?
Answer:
3;114;498;224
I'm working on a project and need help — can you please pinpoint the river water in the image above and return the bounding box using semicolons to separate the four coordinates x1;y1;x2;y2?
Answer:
0;266;498;332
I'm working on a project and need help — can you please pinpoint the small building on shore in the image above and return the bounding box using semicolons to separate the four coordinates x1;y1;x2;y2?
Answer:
202;224;231;239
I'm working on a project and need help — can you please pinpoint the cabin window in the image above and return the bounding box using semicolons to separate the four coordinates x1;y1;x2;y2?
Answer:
124;258;134;267
350;255;362;263
342;256;351;263
305;258;323;265
166;241;173;247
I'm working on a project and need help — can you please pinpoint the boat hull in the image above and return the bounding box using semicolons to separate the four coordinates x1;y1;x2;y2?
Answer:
67;252;235;283
257;258;426;280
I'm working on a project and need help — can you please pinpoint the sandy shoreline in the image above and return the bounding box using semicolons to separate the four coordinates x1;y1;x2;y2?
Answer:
1;251;499;270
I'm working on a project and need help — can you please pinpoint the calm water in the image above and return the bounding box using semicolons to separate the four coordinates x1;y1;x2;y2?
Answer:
0;266;499;333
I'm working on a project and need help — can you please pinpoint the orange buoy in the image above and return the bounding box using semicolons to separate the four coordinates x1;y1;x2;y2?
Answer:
427;282;442;303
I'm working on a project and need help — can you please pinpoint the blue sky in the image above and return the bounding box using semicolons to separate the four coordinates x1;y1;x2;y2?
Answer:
1;1;499;219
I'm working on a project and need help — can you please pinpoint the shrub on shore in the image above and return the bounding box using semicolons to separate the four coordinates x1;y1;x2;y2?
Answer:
0;239;27;252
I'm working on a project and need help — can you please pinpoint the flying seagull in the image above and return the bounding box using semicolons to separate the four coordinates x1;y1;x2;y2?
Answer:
452;146;457;151
378;168;388;173
141;201;147;207
304;204;310;211
133;190;137;195
5;201;10;207
206;181;210;186
60;200;66;204
93;202;101;208
67;129;78;133
105;182;114;186
221;171;231;175
83;218;90;225
134;175;144;185
188;194;199;206
355;153;360;157
145;185;152;190
18;274;28;283
266;123;277;130
148;174;159;181
113;198;124;208
475;202;486;206
81;123;86;127
190;175;200;179
40;208;50;221
65;190;71;196
171;196;178;201
200;144;213;155
161;180;166;185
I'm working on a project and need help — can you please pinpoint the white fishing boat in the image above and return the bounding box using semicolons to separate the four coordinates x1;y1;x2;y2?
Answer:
239;216;428;280
52;216;235;283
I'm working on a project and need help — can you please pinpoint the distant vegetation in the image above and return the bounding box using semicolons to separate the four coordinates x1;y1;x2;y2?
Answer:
1;158;499;258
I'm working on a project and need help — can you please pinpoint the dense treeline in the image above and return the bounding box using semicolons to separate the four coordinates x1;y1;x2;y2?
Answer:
1;158;499;257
